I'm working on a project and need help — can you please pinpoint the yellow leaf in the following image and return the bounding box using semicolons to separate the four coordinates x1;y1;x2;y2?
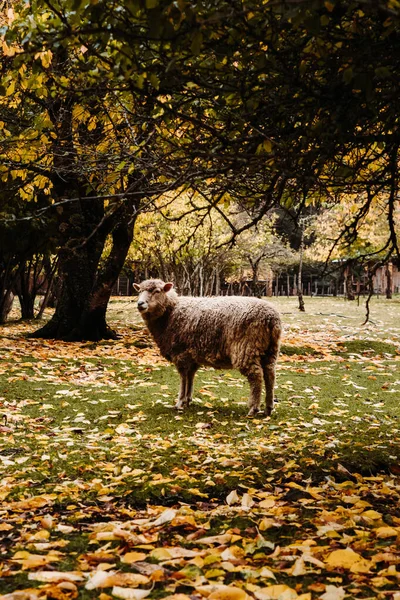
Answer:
187;487;209;497
259;498;275;509
361;509;382;520
324;1;335;12
151;508;177;526
121;552;148;563
205;569;226;579
13;551;61;570
197;585;249;600
259;567;276;580
256;139;273;154
28;571;84;582
85;571;149;590
350;557;372;573
220;546;245;561
325;548;362;569
375;526;399;538
87;116;97;131
242;493;254;508
150;548;173;561
320;587;345;600
30;529;50;541
6;81;15;96
162;596;192;600
197;534;232;545
255;585;298;600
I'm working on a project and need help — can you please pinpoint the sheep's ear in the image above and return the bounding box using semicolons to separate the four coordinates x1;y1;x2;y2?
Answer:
133;283;141;293
163;282;174;292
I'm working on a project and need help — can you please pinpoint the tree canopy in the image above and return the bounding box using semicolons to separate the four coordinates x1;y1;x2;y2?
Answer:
1;0;400;336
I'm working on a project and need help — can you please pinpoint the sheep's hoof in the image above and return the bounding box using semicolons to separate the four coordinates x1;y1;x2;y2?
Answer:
247;408;259;418
265;406;273;417
175;400;188;410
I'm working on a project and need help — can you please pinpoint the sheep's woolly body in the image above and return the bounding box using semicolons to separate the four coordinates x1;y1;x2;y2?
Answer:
135;279;282;415
151;296;280;370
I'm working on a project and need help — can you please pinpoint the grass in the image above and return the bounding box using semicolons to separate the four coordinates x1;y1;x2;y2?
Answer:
1;296;399;498
0;295;400;599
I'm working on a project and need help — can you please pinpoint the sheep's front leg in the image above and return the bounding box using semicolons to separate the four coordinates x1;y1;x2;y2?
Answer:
175;370;189;409
175;365;198;410
241;364;263;417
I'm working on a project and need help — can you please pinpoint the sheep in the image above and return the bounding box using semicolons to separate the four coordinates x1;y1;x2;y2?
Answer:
133;279;282;416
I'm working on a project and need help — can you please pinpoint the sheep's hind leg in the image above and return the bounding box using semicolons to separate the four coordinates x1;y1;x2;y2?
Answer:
240;363;263;417
262;358;277;416
185;365;198;407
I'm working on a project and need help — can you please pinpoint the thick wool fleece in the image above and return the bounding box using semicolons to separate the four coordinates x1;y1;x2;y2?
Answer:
135;279;282;415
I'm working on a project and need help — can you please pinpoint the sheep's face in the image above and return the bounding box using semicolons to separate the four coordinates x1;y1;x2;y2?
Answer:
133;280;174;319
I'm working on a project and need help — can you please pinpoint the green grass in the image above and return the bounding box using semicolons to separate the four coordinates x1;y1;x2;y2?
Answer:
1;353;399;502
1;295;400;599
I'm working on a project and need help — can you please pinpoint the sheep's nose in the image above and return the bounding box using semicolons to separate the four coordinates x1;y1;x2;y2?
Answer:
137;300;147;311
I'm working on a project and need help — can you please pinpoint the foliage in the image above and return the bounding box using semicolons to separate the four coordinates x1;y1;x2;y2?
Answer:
307;194;400;263
128;193;232;294
129;199;297;294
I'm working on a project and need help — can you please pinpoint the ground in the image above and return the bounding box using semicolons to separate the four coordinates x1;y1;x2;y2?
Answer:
0;296;400;600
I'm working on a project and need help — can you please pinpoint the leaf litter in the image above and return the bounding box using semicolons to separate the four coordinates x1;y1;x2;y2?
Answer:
0;297;400;599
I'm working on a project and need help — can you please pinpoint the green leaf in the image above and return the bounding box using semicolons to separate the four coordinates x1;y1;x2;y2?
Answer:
375;66;391;78
256;139;273;154
343;67;353;84
191;31;203;55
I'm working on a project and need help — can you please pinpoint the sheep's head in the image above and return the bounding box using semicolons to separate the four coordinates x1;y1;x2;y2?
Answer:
133;279;176;319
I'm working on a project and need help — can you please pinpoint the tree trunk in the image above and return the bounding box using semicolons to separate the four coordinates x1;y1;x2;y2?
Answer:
30;245;103;340
344;262;355;300
297;226;305;312
36;257;59;319
15;261;36;320
0;290;14;323
30;184;108;340
79;217;137;339
32;204;136;341
386;262;393;299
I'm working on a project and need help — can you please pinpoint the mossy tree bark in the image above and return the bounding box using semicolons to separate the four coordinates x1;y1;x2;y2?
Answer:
30;199;138;341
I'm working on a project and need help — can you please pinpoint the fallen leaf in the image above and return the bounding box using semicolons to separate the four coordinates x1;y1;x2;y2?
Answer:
226;490;240;506
319;586;345;600
111;588;151;600
197;534;232;545
27;571;84;583
325;548;362;570
150;508;177;527
255;584;298;600
375;526;398;538
86;571;149;590
197;585;249;600
121;552;148;564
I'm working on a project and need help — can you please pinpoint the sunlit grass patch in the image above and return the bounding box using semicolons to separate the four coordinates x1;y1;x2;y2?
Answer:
333;339;400;357
1;354;399;503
